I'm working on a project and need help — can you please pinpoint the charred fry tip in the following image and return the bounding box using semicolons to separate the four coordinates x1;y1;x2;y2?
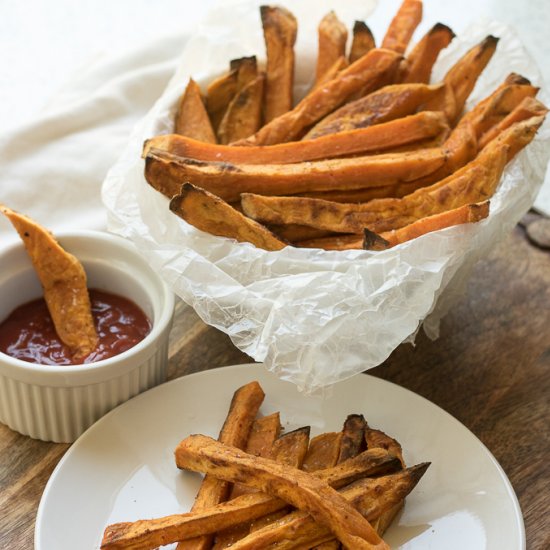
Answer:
353;20;374;35
505;72;532;86
363;229;390;251
481;35;500;49
230;55;258;71
430;22;455;38
407;461;431;483
279;425;311;438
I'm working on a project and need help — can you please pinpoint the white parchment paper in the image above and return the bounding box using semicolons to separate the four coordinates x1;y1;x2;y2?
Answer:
102;0;550;393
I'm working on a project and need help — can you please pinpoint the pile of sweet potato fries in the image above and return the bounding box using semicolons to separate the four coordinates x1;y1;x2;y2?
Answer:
101;381;428;549
143;0;547;251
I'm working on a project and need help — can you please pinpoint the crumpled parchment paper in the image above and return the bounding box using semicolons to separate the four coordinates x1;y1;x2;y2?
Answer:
102;0;550;393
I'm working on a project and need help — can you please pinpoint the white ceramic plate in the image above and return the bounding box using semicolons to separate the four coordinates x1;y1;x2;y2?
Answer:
35;364;525;550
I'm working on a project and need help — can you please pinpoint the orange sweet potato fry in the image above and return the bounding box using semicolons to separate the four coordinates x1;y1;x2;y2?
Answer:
312;56;349;91
169;183;287;251
175;79;217;143
478;96;547;149
363;201;490;250
349;21;375;63
211;415;285;549
144;111;448;165
235;48;402;146
381;0;423;54
261;6;298;123
218;73;265;144
241;115;543;235
1;206;98;360
176;381;265;550
206;57;258;132
399;23;455;83
316;12;348;85
147;146;446;203
304;82;444;139
424;35;499;124
175;434;389;550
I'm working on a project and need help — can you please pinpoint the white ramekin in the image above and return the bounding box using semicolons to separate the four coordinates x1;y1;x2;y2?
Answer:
0;230;174;442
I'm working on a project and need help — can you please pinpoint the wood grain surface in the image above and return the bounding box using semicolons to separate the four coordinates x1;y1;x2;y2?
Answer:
0;221;549;550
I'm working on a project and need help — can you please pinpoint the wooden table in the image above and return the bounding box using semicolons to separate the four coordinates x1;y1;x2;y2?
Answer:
1;219;549;550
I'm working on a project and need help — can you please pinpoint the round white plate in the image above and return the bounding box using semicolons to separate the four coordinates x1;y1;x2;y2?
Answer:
35;364;525;550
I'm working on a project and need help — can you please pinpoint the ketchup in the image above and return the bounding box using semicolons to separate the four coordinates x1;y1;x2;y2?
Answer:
0;289;152;366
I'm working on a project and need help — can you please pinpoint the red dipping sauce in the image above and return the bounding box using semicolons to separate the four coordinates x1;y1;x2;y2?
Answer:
0;289;152;366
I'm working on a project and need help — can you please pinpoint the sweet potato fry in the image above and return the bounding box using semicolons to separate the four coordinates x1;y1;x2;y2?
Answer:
297;234;364;251
365;428;405;536
298;75;536;202
218;73;265;144
338;414;367;463
213;424;303;548
175;381;265;550
399;23;455;83
424;35;499;123
175;79;217;143
313;415;368;550
261;5;297;123
101;447;400;550
235;48;402;145
241;115;543;234
304;82;444;139
478;96;547;149
381;0;423;54
144;111;448;166
1;206;97;359
349;21;375;63
225;465;429;550
316;12;348;84
312;56;349;91
245;427;312;535
175;434;389;549
149;146;446;203
227;413;282;499
206;57;258;131
168;183;287;251
302;433;343;473
363;201;490;250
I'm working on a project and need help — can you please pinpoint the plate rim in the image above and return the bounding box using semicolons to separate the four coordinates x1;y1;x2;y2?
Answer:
34;363;526;550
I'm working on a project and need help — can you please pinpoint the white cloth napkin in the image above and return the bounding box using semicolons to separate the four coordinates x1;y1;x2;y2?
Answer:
0;33;185;246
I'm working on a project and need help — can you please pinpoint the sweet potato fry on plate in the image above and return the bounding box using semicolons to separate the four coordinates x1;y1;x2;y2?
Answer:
175;434;389;549
261;5;298;123
101;447;399;549
304;82;444;139
381;0;423;54
212;420;294;550
227;465;430;550
175;79;217;143
235;47;402;145
349;21;376;63
315;12;348;85
399;22;455;83
1;206;97;360
169;183;287;251
143;110;448;165
176;381;265;550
